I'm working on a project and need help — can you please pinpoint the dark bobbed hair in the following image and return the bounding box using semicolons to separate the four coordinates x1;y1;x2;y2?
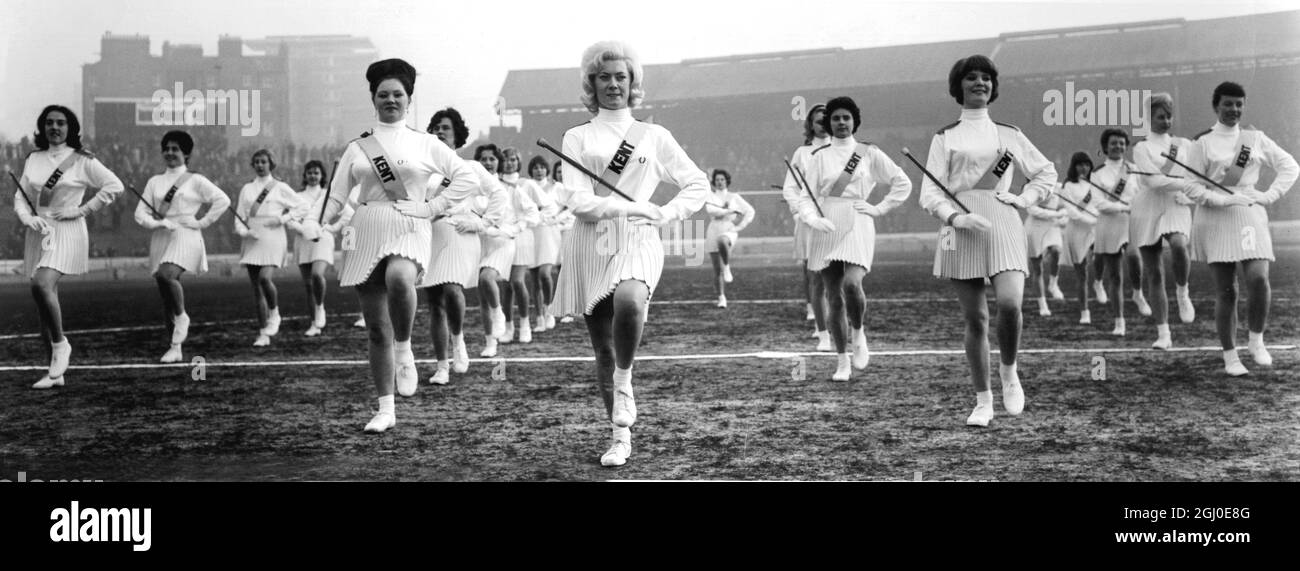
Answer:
820;97;861;135
474;144;503;166
428;107;469;149
301;160;327;189
948;55;999;105
527;156;550;176
552;161;563;181
803;103;827;145
711;169;731;187
35;105;82;150
161;130;194;157
1099;128;1130;152
366;58;417;97
1066;152;1094;183
1212;81;1246;108
251;148;277;171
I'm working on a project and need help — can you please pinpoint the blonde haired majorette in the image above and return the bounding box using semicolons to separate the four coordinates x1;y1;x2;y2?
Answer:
470;143;519;358
782;103;831;349
1130;92;1196;349
314;58;478;433
551;41;708;467
1056;152;1099;324
235;148;314;348
134;130;230;363
918;55;1057;427
1088;128;1150;338
15;105;123;389
788;96;912;382
1177;81;1297;376
497;147;545;344
294;160;354;337
704;168;755;308
421;107;508;384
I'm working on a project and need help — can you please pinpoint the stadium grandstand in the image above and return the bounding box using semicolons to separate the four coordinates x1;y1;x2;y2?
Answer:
495;10;1300;237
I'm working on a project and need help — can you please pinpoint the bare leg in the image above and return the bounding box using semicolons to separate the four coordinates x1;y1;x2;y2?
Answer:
31;267;66;343
383;256;418;344
842;263;868;330
246;265;268;329
990;271;1025;367
510;265;530;325
820;263;848;353
478;267;501;337
1208;262;1238;350
710;252;723;297
1140;243;1167;325
1242;259;1270;334
444;284;466;337
953;278;990;392
357;279;394;397
427;284;449;361
1168;233;1191;288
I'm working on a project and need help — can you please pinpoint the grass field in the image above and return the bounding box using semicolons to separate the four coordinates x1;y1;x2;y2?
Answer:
1;249;1297;481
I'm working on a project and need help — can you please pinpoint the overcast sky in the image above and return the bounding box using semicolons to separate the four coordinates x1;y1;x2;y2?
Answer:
1;0;1293;142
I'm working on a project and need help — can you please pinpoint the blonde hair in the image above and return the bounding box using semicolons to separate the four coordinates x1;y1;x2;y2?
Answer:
579;41;645;113
1147;92;1174;116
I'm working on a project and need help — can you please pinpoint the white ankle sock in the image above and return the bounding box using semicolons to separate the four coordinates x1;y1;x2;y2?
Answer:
1249;331;1264;347
1223;349;1241;363
612;425;631;442
999;362;1017;381
613;366;633;390
1156;324;1170;337
976;390;993;407
378;394;395;415
394;340;411;354
437;359;450;370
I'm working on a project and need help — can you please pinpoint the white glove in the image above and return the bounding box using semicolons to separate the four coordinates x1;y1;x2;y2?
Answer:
262;215;284;228
297;220;322;241
394;199;435;219
235;224;254;238
1241;189;1279;206
453;216;487;233
483;225;505;238
952;213;993;232
1173;193;1195;206
158;219;180;231
803;216;836;234
994;191;1030;209
628;202;666;226
1207;192;1255;208
18;209;51;234
177;217;204;230
51;206;85;221
853;201;882;217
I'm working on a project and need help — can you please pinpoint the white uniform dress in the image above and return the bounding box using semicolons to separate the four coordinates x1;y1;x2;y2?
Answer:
317;120;478;287
1090;158;1138;255
704;190;756;253
499;173;543;268
236;175;309;268
421;160;507;289
920;108;1057;279
552;181;577;266
1130;133;1193;247
1057;180;1098;266
1182;122;1298;263
16;144;123;277
531;177;565;266
292;185;353;265
788;137;911;272
135;166;230;274
552;106;709;316
1024;192;1064;257
783;135;830;261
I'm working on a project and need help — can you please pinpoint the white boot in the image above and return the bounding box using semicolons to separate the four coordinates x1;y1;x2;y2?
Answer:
1176;285;1195;323
815;330;832;352
966;390;995;427
1223;349;1248;377
452;334;470;373
999;363;1024;415
1151;324;1172;350
172;312;191;345
1094;281;1109;305
831;353;852;381
1037;297;1051;316
1247;332;1273;366
600;426;632;467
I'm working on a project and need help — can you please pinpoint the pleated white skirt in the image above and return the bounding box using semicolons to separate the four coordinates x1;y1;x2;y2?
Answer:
1024;218;1063;257
705;219;738;253
1130;188;1191;247
1093;211;1130;254
338;203;431;287
933;190;1028;279
150;221;208;274
480;234;516;277
513;227;536;267
805;197;876;272
421;218;481;289
239;216;289;267
23;214;88;277
1191;203;1273;263
293;228;336;266
553;216;664;316
1059;220;1095;267
533;224;562;267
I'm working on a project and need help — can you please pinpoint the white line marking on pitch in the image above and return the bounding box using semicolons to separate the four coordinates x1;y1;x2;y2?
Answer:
7;296;1284;340
0;345;1293;372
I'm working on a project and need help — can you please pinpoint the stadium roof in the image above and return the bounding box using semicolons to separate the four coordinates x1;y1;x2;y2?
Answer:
500;10;1300;110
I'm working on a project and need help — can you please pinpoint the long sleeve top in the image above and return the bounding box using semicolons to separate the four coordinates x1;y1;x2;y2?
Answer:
919;107;1057;222
793;135;911;222
237;174;309;231
319;120;478;224
558;106;708;222
781;135;830;217
1181;121;1298;206
1026;190;1064;222
704;190;756;231
16;143;123;217
1058;180;1098;223
499;172;544;232
1132;132;1193;196
134;165;230;229
1090;158;1138;213
297;184;354;230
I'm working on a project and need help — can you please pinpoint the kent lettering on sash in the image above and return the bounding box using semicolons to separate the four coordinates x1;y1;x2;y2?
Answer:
828;143;872;198
1218;130;1258;188
1110;163;1131;198
249;185;273;219
158;172;194;217
973;148;1015;191
39;152;83;207
1160;142;1181;176
597;121;649;199
356;134;409;201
